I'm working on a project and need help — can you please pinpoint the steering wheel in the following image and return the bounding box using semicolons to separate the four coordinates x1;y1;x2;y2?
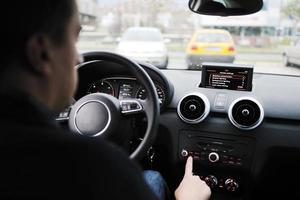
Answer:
68;51;160;161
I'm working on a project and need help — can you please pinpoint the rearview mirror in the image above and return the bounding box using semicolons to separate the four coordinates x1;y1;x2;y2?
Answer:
189;0;263;16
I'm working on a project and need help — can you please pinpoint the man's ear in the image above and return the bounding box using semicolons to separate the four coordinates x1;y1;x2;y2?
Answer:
25;34;52;76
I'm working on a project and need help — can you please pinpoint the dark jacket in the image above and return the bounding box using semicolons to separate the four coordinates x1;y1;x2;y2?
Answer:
0;94;157;200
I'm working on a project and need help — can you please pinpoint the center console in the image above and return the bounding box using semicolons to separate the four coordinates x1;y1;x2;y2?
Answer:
175;63;258;197
179;130;255;194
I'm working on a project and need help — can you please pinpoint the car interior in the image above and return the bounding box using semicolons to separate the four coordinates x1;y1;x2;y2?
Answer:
57;0;300;199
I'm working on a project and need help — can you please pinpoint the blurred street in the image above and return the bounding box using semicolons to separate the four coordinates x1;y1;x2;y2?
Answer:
79;45;300;76
167;51;300;76
77;0;300;76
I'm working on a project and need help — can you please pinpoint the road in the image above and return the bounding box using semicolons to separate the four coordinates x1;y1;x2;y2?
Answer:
167;52;300;76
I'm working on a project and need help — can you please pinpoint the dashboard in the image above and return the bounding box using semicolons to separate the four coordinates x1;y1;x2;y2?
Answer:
71;58;300;199
74;60;174;111
87;77;166;107
158;68;300;199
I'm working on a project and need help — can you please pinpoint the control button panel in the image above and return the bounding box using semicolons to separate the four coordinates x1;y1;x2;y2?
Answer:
180;149;244;167
199;174;240;193
214;93;228;110
179;131;255;196
179;131;255;169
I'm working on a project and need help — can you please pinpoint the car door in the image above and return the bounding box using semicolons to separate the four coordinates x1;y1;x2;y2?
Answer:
289;39;300;65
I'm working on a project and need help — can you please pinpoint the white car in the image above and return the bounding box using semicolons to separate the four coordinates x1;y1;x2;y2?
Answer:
116;27;169;69
283;39;300;66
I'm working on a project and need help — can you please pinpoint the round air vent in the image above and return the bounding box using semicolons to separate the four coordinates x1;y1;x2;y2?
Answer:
228;97;264;130
177;93;210;124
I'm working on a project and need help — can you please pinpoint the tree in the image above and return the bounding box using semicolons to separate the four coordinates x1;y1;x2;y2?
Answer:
282;0;300;36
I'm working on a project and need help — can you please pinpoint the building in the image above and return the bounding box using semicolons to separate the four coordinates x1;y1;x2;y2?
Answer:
198;0;299;38
76;0;98;31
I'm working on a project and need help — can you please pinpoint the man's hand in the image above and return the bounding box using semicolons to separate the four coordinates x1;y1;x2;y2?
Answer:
175;156;211;200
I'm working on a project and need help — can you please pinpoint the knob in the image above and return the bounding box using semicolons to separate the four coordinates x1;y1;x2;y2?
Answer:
208;152;219;163
225;178;239;192
205;175;218;188
181;149;188;157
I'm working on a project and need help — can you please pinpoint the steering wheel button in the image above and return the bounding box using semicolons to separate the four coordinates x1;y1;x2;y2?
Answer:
59;111;69;118
121;104;129;111
120;100;143;114
130;103;140;110
130;104;136;109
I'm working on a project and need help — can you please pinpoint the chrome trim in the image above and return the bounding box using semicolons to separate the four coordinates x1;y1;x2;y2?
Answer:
75;60;101;69
208;152;219;163
228;97;264;130
104;77;137;81
181;149;189;157
74;100;111;137
56;117;70;122
177;93;210;124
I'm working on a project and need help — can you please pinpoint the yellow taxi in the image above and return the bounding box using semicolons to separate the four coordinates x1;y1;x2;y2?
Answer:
186;29;236;69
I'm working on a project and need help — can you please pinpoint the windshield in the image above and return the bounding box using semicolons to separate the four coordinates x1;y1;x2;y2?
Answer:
77;0;300;76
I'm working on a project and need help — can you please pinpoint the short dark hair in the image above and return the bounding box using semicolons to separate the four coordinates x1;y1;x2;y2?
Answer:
1;0;76;67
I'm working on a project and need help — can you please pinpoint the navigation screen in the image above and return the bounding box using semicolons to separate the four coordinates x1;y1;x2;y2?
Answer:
200;64;253;91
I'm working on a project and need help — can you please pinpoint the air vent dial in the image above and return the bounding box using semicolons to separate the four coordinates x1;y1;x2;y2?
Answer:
228;97;264;130
177;93;210;124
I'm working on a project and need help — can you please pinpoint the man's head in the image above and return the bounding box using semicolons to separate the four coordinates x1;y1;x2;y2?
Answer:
1;0;82;113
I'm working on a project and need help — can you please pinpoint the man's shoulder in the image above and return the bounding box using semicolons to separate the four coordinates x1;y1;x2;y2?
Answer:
1;120;121;158
0;123;158;200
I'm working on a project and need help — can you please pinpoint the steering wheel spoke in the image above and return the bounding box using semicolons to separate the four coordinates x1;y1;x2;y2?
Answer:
120;99;143;115
56;107;72;122
56;98;76;122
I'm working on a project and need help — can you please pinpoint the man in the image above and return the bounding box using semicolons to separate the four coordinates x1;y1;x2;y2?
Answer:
0;0;210;200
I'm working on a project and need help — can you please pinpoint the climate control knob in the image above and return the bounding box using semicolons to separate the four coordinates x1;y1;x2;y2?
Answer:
205;175;218;188
225;178;239;192
208;152;219;163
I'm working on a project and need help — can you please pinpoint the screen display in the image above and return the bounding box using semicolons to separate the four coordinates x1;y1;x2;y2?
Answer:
200;64;253;91
119;82;134;99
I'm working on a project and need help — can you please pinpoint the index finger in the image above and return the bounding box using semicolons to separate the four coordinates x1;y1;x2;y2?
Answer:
184;156;193;177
